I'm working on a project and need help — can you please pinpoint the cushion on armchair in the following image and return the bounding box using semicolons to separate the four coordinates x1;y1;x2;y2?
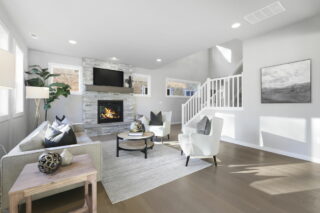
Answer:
149;111;163;126
196;116;211;135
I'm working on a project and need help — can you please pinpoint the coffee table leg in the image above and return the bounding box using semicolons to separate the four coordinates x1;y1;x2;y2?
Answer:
116;137;119;157
145;139;147;159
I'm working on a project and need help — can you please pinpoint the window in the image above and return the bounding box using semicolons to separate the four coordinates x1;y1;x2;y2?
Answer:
0;22;9;119
166;78;200;98
49;63;82;95
132;73;151;96
14;43;24;114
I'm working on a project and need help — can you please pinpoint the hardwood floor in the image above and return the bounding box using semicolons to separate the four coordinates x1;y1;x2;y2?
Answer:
27;125;320;213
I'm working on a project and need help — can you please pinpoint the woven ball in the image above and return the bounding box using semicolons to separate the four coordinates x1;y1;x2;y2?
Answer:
38;152;62;174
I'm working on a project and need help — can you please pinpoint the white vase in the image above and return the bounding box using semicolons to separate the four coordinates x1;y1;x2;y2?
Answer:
61;149;73;166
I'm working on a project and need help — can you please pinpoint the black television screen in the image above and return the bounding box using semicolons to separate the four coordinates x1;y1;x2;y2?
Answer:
93;68;124;87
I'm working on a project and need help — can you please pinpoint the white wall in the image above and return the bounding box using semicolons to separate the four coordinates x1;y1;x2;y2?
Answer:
210;39;243;78
134;50;210;124
27;50;83;132
214;15;320;162
0;4;28;152
28;49;210;126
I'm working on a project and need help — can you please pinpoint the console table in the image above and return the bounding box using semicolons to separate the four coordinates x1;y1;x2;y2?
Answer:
9;154;97;213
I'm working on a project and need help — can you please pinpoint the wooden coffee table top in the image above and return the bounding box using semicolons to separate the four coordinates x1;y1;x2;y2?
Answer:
117;131;154;140
9;154;97;196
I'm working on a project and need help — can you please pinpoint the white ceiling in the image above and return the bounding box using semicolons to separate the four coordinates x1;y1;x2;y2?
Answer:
1;0;320;68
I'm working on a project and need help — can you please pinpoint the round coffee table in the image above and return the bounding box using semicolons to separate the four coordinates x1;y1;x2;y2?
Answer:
116;132;154;159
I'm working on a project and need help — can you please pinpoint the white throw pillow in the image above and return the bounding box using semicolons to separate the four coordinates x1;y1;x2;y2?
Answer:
19;122;49;151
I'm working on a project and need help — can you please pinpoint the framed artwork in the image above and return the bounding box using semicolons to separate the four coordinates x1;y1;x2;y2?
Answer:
261;59;311;103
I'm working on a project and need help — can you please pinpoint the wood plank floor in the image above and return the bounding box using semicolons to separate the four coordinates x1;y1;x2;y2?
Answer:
28;125;320;213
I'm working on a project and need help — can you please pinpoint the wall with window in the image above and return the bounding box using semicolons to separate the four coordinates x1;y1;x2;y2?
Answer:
134;50;210;123
0;5;28;152
213;14;320;163
209;39;243;78
27;50;83;132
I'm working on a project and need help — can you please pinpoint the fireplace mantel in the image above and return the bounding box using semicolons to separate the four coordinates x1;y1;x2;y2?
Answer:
85;85;133;94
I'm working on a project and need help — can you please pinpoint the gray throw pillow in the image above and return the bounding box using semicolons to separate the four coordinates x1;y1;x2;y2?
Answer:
197;116;209;134
204;119;211;135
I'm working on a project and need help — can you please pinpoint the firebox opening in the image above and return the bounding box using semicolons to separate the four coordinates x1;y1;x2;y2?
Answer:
98;100;123;124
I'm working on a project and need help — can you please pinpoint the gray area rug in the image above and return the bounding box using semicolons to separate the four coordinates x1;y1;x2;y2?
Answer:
101;140;212;204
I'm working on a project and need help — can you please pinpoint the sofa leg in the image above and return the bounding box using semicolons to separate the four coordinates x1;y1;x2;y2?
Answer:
213;156;217;167
167;134;170;140
181;150;183;156
161;137;163;144
185;156;190;167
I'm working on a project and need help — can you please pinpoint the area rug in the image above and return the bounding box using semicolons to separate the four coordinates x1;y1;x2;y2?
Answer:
101;140;211;204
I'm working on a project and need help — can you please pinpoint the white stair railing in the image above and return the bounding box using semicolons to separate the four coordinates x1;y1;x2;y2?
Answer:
182;74;242;125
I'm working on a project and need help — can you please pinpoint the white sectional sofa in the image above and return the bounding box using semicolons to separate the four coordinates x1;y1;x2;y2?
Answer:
0;121;102;210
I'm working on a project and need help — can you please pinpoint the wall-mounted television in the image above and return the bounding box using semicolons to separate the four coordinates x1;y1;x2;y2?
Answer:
93;67;124;87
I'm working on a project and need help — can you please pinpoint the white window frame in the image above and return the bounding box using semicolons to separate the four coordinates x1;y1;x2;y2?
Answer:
132;73;151;97
165;78;200;98
0;21;10;122
48;63;83;95
13;42;24;117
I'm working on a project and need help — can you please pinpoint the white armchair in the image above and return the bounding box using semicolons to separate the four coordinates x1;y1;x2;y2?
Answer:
178;117;223;167
139;111;172;143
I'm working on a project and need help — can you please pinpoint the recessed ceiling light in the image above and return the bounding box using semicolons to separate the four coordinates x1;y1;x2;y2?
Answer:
30;33;38;39
231;22;241;29
111;57;119;61
156;58;162;62
68;40;77;45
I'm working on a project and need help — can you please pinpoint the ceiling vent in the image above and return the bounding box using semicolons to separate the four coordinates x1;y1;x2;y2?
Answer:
244;1;286;24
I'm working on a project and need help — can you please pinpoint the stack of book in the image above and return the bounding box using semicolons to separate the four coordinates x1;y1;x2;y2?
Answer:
128;132;144;136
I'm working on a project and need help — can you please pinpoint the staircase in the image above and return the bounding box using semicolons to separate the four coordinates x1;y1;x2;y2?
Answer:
182;74;243;127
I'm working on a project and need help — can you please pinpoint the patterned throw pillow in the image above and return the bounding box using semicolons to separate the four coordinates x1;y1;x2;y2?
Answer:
44;124;77;148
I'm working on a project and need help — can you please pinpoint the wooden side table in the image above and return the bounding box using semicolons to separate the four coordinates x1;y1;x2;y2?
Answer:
8;154;97;213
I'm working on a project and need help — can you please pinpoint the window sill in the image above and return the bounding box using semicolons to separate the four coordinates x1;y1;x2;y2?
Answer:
13;112;24;119
166;95;191;98
134;94;151;97
0;115;9;123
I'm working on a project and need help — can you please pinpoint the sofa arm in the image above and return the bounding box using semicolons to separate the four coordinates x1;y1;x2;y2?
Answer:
0;141;102;210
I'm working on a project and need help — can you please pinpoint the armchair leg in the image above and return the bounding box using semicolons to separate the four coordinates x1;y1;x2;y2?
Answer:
213;156;217;167
185;156;190;167
167;134;170;140
181;150;183;156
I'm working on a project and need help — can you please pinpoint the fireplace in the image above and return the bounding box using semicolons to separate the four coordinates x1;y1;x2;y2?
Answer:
98;100;123;124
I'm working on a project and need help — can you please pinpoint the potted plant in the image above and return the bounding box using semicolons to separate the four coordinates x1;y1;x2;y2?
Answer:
25;65;71;120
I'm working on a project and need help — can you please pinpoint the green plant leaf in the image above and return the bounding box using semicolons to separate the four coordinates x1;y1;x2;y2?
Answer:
25;78;45;87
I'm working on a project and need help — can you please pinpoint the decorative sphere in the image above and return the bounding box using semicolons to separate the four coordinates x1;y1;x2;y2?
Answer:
130;121;145;132
38;152;62;174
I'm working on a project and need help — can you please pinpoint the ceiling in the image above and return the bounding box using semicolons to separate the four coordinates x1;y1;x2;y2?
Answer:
1;0;320;69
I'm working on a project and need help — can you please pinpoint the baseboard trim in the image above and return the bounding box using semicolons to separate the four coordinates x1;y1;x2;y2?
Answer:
221;136;320;164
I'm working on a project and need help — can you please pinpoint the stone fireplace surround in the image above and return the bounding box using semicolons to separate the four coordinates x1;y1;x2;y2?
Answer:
82;58;136;136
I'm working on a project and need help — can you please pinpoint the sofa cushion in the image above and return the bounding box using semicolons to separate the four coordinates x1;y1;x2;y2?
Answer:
75;132;92;144
44;125;77;148
19;122;49;151
149;111;163;126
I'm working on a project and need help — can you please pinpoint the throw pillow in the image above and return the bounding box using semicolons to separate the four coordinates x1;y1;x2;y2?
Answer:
149;111;163;126
204;119;211;135
197;116;209;134
44;124;77;148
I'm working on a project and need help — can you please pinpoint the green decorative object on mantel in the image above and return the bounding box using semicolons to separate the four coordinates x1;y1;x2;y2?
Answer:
25;65;71;120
